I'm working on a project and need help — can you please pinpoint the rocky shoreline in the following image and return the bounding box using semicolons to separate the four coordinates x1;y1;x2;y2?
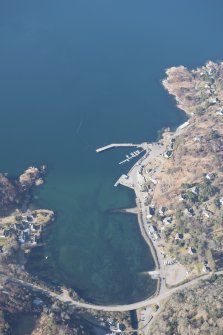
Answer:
0;166;133;335
2;60;223;334
0;166;54;262
110;61;223;333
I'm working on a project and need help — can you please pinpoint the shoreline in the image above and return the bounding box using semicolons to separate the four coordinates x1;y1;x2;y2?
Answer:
2;60;223;335
116;145;164;296
112;60;223;307
114;110;191;299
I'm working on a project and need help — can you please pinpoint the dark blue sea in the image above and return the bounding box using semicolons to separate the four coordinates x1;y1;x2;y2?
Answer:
0;0;223;308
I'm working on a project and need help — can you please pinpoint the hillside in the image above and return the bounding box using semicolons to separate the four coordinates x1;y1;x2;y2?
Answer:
143;61;223;275
149;274;223;335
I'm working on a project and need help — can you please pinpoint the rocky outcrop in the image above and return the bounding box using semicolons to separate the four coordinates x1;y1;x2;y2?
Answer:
19;166;44;190
0;174;21;215
162;66;200;115
0;166;45;216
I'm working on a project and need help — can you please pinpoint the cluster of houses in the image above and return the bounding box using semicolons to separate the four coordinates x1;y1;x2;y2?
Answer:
144;202;216;276
15;214;42;245
203;80;218;105
144;175;220;271
145;203;200;258
195;61;218;82
0;214;42;252
146;205;175;241
96;318;125;335
146;206;159;240
179;176;216;205
194;61;223;111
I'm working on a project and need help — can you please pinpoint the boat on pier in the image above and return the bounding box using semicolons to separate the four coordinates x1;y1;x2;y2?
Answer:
96;142;148;153
118;149;145;165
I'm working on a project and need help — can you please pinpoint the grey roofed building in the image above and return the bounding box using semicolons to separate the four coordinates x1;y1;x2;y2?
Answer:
148;225;155;235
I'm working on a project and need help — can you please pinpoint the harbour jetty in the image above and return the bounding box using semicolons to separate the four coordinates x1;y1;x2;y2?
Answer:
96;142;147;153
118;149;145;165
114;174;134;188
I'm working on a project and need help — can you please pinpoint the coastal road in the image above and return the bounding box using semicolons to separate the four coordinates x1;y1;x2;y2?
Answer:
3;270;223;312
56;271;223;311
1;139;221;314
128;142;168;297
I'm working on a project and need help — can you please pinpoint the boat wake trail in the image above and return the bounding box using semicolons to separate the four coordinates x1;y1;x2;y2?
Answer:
75;113;91;149
76;117;84;134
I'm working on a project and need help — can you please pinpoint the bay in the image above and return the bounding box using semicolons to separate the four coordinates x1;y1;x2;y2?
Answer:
0;0;223;304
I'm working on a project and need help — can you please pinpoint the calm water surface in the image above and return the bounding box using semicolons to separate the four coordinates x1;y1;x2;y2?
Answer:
1;0;223;304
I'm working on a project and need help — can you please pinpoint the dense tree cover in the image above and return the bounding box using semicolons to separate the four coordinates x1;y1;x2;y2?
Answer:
149;275;223;335
0;283;95;335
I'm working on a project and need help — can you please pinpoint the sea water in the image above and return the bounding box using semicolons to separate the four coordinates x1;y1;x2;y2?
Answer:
0;0;223;304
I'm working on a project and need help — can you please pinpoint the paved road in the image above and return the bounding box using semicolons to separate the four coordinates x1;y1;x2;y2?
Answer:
4;271;223;312
129;142;168;297
57;271;223;311
2;140;220;312
1;139;221;316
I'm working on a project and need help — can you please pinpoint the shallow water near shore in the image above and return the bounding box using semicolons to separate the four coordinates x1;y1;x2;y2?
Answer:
1;0;223;305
